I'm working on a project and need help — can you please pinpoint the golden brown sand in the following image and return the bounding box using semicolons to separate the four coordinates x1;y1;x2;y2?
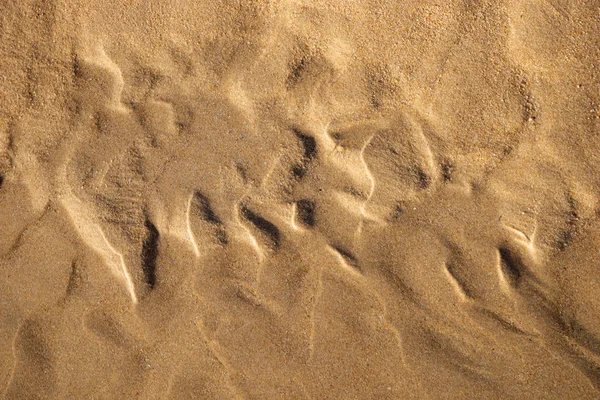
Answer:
1;1;600;398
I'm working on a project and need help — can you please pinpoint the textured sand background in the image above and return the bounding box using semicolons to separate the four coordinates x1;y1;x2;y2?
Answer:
1;1;600;398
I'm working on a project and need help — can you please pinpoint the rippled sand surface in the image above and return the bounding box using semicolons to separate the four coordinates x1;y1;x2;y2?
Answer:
1;1;600;398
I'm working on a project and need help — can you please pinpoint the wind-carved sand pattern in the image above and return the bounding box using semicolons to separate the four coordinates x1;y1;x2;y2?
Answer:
4;2;600;398
56;41;153;305
234;203;265;265
302;121;379;268
187;191;230;254
60;193;138;304
186;194;203;258
48;43;139;305
352;130;376;249
285;119;424;378
499;222;539;292
443;261;471;302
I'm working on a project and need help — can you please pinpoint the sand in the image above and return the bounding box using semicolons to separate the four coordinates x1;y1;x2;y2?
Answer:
1;1;600;398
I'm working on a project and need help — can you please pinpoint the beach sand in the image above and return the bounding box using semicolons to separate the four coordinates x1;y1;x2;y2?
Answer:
1;1;600;398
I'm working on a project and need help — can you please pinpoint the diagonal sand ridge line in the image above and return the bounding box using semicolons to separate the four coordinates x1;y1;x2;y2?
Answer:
60;193;138;304
353;132;377;249
186;194;201;258
96;226;138;304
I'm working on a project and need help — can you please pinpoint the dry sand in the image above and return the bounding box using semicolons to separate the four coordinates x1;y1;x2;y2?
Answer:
1;1;600;398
